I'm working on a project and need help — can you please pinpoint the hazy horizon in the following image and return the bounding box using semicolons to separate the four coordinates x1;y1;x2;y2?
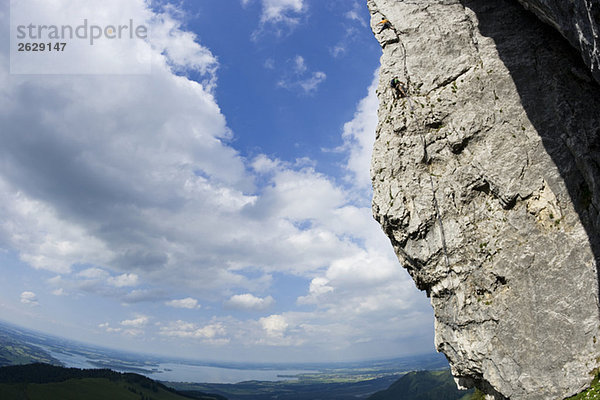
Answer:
1;318;443;367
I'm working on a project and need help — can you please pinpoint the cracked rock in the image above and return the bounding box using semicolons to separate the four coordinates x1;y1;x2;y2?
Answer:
368;0;600;399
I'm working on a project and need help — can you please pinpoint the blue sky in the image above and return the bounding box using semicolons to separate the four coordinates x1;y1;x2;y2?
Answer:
0;0;435;363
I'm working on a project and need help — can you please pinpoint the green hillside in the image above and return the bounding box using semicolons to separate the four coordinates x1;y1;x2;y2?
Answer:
0;363;226;400
367;369;473;400
0;328;60;367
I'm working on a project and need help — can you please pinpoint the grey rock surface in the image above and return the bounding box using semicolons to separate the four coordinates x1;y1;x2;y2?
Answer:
515;0;600;85
368;0;600;399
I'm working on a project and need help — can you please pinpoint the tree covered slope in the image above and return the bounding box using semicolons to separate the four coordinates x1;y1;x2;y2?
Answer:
0;363;226;400
368;369;473;400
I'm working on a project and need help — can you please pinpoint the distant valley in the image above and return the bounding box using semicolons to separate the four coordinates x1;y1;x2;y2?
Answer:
0;320;475;399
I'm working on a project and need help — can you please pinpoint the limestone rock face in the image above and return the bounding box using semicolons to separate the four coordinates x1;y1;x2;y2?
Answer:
368;0;600;399
515;0;600;85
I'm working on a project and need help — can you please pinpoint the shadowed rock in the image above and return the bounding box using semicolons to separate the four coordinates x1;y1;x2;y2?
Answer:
515;0;600;85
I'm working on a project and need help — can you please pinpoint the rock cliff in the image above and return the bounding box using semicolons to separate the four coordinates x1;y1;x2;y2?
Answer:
368;0;600;399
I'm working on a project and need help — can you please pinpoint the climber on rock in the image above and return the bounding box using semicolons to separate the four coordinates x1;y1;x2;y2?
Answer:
377;18;393;34
390;76;407;99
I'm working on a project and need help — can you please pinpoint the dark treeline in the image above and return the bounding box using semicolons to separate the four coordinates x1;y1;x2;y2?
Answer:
0;362;150;385
0;363;228;400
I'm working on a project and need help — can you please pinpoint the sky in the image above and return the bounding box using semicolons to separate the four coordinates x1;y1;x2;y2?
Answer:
0;0;435;363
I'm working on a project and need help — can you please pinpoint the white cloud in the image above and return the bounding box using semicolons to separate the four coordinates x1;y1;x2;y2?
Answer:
78;268;109;280
330;45;346;58
20;291;39;306
0;184;114;275
339;71;380;191
123;289;167;304
0;1;253;295
118;316;148;336
99;322;122;333
245;0;307;40
150;5;219;90
120;315;149;328
123;329;145;337
260;314;288;337
0;1;435;361
107;273;139;288
165;297;201;309
251;154;282;173
297;277;333;305
345;2;367;27
46;272;156;304
299;71;327;93
293;55;307;74
1;6;344;307
264;58;275;69
226;293;274;311
277;55;326;94
260;0;305;24
159;320;229;344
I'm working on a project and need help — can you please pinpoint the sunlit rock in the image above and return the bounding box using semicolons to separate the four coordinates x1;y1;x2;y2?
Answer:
368;0;600;398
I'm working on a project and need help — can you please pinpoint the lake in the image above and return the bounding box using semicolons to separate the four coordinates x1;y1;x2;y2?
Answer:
42;346;317;384
146;362;317;383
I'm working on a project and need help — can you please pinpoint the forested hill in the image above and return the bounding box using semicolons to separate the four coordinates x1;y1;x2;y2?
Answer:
368;370;474;400
0;363;226;400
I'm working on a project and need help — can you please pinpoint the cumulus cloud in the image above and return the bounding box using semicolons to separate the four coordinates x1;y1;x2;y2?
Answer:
0;0;252;296
339;71;380;191
299;71;327;93
159;320;229;344
122;289;168;304
150;4;219;90
20;291;39;306
99;322;122;333
297;277;333;304
2;4;343;308
0;0;435;360
264;58;275;69
78;268;109;280
260;314;288;337
46;269;146;303
120;315;149;328
118;315;149;336
226;293;274;311
277;55;326;94
260;0;305;25
0;185;113;275
107;273;139;288
293;55;307;74
245;0;307;40
345;2;367;27
165;297;201;309
330;45;347;58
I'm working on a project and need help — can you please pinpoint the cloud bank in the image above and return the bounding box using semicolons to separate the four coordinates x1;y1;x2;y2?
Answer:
1;0;433;361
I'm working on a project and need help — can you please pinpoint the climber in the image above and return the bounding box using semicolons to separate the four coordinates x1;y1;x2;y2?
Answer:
390;76;407;99
377;18;392;34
